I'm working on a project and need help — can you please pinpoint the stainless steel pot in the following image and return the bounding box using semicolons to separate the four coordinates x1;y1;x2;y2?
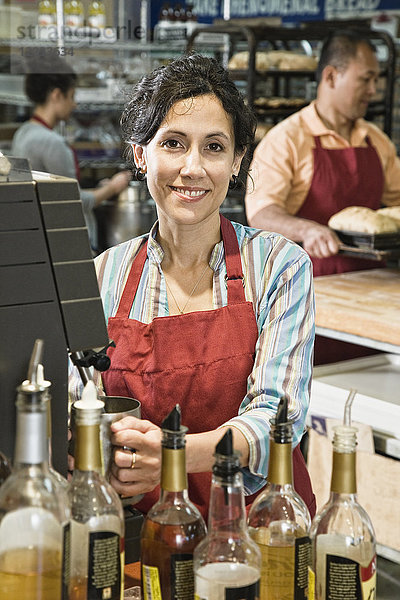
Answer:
95;181;157;251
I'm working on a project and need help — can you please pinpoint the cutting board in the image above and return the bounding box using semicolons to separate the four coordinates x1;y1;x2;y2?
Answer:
313;268;400;347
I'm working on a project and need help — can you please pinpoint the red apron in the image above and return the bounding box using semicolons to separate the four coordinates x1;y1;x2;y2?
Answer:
298;135;384;364
102;216;316;519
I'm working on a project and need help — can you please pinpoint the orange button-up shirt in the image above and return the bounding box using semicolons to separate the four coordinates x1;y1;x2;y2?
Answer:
245;101;400;222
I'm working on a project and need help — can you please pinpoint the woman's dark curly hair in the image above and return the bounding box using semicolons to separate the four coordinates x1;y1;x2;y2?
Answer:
121;54;257;183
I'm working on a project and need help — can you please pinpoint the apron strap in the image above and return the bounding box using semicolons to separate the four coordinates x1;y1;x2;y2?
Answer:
313;136;322;149
220;215;246;305
116;240;147;318
116;216;246;318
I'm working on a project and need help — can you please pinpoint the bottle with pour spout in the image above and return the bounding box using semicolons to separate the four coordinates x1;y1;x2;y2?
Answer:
29;363;68;489
194;429;261;600
247;396;311;600
141;404;207;600
68;380;125;600
309;390;377;600
0;339;70;600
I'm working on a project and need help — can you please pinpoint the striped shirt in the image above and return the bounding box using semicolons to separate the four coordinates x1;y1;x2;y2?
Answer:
69;220;315;494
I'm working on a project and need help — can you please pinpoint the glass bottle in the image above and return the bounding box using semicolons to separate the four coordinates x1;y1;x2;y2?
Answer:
68;380;125;600
194;429;261;600
309;416;376;600
38;0;56;26
247;397;311;600
37;363;69;489
64;0;84;28
0;339;70;600
141;405;206;600
87;0;106;29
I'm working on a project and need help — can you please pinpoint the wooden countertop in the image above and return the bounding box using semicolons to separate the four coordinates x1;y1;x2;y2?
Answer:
313;268;400;350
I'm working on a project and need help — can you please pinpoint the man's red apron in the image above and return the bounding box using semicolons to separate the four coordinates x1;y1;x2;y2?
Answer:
297;135;384;364
102;216;315;519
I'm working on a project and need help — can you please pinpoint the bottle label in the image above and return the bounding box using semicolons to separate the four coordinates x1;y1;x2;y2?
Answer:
65;15;84;27
88;14;106;28
325;554;377;600
171;554;195;600
308;566;315;600
142;565;162;600
257;535;310;600
38;14;56;25
61;522;71;600
294;536;311;599
87;531;121;599
142;555;194;600
225;580;259;600
195;580;260;600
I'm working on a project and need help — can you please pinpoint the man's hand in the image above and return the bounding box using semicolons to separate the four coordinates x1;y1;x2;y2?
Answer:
302;223;341;258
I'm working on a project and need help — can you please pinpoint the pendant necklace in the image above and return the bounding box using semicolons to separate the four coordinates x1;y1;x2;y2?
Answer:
164;263;210;315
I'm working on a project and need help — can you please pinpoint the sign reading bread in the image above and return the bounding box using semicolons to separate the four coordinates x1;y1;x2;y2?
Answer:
328;206;398;234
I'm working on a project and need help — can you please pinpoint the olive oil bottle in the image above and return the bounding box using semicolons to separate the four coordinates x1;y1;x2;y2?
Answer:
0;339;70;600
247;397;311;600
141;405;206;600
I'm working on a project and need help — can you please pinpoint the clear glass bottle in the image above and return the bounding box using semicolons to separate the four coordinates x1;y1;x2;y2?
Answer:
309;423;376;600
38;363;69;490
68;380;125;600
247;397;311;600
141;405;206;600
194;429;261;600
0;339;70;600
87;0;106;29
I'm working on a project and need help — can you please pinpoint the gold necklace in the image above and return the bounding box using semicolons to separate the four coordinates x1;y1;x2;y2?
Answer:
164;263;210;315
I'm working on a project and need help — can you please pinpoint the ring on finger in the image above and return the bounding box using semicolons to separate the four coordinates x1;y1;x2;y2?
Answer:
130;451;136;469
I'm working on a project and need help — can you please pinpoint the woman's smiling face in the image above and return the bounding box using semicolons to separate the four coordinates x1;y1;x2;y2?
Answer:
133;94;243;226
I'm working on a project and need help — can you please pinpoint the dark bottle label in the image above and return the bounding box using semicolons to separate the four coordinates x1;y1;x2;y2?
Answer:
326;554;377;600
171;553;194;600
225;580;260;600
87;531;121;599
62;522;71;600
294;536;311;600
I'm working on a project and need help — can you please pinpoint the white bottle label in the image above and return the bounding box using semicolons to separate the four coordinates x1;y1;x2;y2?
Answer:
88;14;106;28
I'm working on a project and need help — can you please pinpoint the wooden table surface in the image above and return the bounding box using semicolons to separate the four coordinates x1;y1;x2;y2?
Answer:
313;268;400;350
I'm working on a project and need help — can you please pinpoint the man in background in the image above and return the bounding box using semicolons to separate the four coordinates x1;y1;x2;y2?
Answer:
245;29;400;363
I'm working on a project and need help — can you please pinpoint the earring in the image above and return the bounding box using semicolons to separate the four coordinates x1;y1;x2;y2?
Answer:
135;167;146;181
228;174;238;190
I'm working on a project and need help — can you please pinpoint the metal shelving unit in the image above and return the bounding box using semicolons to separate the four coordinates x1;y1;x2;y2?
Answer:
187;23;396;137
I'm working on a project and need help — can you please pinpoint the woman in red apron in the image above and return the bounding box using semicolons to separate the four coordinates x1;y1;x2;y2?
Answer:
95;55;316;519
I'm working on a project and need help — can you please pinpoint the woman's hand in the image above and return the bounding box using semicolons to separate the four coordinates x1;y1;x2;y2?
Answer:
109;416;162;499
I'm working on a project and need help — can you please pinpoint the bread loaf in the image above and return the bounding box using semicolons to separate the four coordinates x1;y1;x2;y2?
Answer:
377;207;400;229
328;206;398;234
228;50;317;71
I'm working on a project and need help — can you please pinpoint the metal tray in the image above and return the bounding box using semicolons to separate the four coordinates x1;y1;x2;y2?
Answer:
333;228;400;250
